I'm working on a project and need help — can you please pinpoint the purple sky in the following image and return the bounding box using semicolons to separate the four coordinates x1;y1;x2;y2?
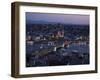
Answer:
26;12;89;25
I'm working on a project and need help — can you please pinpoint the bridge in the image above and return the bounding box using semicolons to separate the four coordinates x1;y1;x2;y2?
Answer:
31;39;88;56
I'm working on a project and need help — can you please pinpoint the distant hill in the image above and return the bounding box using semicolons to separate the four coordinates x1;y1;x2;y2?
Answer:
26;20;89;26
26;20;62;25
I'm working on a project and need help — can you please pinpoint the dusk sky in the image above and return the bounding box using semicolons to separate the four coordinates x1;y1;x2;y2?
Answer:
26;12;89;25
